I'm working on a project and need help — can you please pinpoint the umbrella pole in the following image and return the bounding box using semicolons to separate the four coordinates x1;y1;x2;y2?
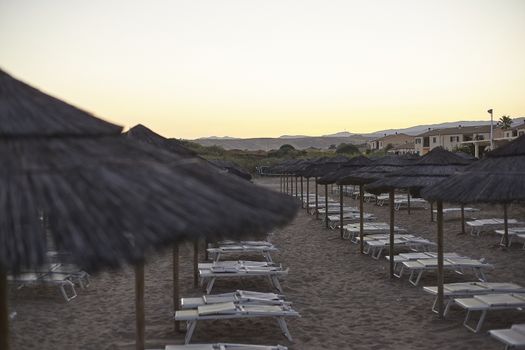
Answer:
325;184;329;228
135;263;145;350
193;240;199;288
407;190;411;215
460;204;465;235
0;267;8;350
279;175;282;193
173;245;180;332
503;203;509;248
339;185;344;239
204;238;209;261
295;177;298;197
300;177;304;208
315;178;319;220
290;174;293;195
359;184;364;254
437;200;444;319
389;190;395;279
430;202;434;222
306;179;310;214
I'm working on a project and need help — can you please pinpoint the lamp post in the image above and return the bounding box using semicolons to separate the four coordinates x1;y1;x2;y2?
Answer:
488;108;494;150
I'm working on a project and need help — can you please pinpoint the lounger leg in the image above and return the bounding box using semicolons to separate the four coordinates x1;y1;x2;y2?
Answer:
185;320;197;344
277;317;293;341
60;281;77;302
271;276;283;293
206;278;216;295
463;310;487;333
444;298;453;317
431;296;438;314
214;252;221;262
394;265;404;279
264;252;273;263
372;248;383;260
409;270;423;286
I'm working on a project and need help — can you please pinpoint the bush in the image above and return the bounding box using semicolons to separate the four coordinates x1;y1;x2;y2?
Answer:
336;143;359;154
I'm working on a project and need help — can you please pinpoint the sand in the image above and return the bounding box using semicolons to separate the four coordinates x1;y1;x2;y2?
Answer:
8;176;525;349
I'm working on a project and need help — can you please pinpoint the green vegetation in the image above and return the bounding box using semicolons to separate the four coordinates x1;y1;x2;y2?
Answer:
179;140;365;173
335;143;360;154
497;115;513;129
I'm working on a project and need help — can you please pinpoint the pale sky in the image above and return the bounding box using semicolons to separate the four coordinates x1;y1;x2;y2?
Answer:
1;0;524;139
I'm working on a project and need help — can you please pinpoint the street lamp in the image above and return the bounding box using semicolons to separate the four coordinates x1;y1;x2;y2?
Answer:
487;108;494;150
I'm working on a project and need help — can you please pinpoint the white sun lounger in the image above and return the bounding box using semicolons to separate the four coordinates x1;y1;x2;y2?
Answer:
489;323;525;349
495;228;525;247
199;261;289;294
27;263;91;289
181;290;287;309
8;272;77;302
393;198;427;211
165;344;288;350
423;282;525;316
363;235;436;259
318;206;358;216
432;207;480;217
455;293;525;333
343;222;407;241
326;213;375;229
387;252;466;278
175;302;299;344
467;218;521;236
207;245;278;263
400;258;493;286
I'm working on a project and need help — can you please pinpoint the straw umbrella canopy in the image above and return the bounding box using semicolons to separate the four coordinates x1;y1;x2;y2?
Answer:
337;155;416;250
421;135;525;319
298;157;330;216
0;69;298;349
125;124;197;158
208;159;252;181
317;156;373;235
365;148;473;279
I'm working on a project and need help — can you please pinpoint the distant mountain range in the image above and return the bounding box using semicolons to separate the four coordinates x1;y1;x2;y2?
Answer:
193;118;524;151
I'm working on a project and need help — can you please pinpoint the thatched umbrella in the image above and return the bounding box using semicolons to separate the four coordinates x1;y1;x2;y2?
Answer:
365;148;472;278
421;135;525;318
0;69;298;350
304;156;349;220
337;156;416;251
318;156;372;235
208;159;252;181
125;124;198;158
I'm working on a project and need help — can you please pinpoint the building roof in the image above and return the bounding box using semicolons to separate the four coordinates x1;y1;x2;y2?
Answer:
416;124;492;137
371;133;413;142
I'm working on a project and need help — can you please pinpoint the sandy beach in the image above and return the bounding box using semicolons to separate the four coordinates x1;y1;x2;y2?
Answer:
8;176;525;349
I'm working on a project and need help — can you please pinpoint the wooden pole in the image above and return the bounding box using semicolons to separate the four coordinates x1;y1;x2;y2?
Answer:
290;174;293;195
339;185;344;239
306;178;310;214
280;175;282;193
295;176;298;197
503;203;509;247
0;267;8;350
315;177;319;220
193;240;199;288
389;190;395;279
173;245;180;332
436;200;444;319
359;184;364;254
460;204;465;235
407;190;411;215
430;202;434;222
135;263;145;350
325;184;329;228
204;238;209;261
300;177;304;208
